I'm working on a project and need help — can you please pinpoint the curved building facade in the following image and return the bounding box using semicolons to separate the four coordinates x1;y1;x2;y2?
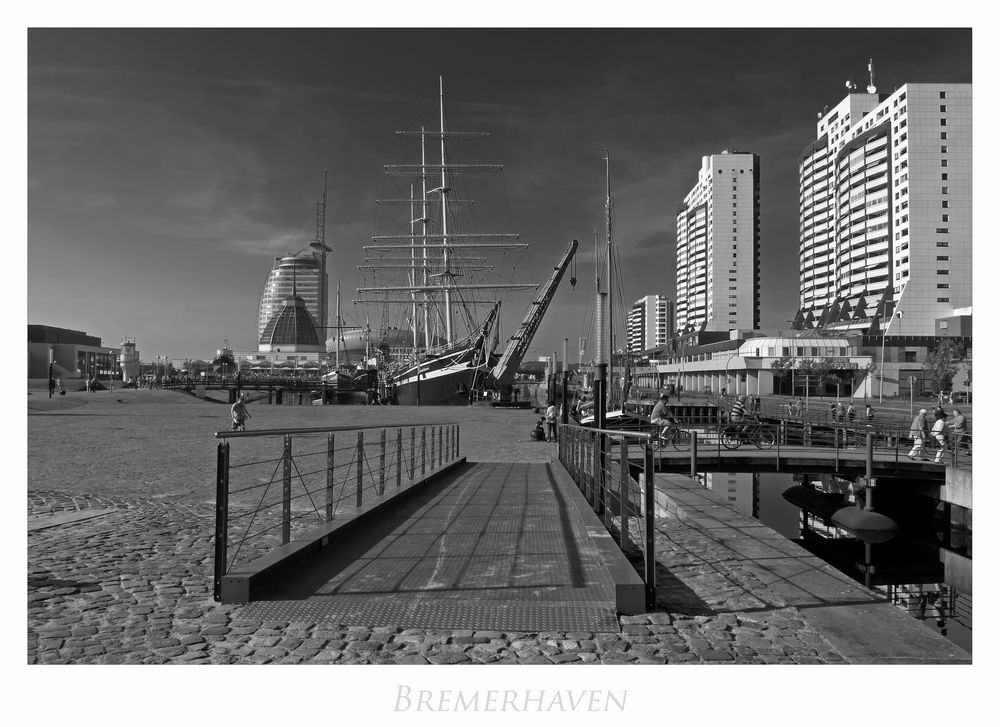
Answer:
257;253;326;343
258;293;324;353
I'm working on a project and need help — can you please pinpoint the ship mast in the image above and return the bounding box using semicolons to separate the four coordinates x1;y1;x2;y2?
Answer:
439;77;453;344
605;152;614;401
335;281;342;370
308;168;332;339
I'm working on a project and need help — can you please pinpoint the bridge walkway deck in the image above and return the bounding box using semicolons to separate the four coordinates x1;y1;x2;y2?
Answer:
236;461;621;632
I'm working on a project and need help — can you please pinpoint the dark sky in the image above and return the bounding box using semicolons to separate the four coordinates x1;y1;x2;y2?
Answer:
27;28;972;362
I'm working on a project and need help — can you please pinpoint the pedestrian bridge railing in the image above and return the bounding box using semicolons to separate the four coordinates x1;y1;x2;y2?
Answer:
642;415;971;472
212;422;460;602
557;424;657;610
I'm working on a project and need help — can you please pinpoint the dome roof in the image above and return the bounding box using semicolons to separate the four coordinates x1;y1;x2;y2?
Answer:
259;294;320;348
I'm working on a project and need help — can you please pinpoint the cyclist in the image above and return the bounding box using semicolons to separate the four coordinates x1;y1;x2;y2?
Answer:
650;392;678;443
729;395;753;438
231;394;251;431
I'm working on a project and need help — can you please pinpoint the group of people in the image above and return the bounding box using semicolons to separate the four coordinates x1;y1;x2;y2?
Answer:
908;406;969;462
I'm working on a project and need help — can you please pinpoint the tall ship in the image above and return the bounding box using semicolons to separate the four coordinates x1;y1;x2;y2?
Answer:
357;79;576;405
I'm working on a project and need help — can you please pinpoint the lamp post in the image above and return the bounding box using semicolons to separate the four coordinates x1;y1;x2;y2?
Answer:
723;350;739;399
879;309;903;403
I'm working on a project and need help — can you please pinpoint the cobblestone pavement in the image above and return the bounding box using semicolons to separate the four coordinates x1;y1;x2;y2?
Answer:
28;389;848;664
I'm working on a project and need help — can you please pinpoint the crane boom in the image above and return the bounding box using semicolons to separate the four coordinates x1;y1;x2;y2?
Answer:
490;239;578;388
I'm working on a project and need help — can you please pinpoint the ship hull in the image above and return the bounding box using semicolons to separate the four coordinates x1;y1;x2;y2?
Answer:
390;363;492;406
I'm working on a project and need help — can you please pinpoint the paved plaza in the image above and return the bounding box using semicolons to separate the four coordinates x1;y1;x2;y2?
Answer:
27;388;957;664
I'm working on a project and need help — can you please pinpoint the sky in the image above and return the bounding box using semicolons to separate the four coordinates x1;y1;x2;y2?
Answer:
27;27;972;363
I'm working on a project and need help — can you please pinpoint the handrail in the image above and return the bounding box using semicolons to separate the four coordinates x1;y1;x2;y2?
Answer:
216;421;459;439
565;423;652;439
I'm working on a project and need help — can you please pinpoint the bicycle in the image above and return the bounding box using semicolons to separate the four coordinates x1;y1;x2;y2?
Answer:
651;424;692;451
719;418;775;450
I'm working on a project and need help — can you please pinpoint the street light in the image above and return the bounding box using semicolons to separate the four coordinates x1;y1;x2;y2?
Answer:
723;350;740;398
878;309;903;403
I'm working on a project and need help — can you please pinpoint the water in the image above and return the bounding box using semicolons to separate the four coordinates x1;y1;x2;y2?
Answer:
702;471;972;654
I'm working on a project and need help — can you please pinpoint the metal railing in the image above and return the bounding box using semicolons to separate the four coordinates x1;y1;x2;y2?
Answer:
212;422;460;601
557;424;657;609
643;415;972;472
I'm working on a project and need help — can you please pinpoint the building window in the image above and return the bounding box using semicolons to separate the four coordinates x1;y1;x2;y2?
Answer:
937;255;950;261
941;159;948;167
942;186;949;194
938;297;950;303
942;173;948;181
937;241;950;247
940;91;947;99
941;132;948;140
942;214;949;222
940;118;947;126
937;283;950;289
940;105;947;112
938;269;949;275
942;201;949;208
936;228;948;234
941;145;948;153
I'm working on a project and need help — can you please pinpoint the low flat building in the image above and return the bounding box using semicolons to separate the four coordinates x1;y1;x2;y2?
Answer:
27;325;119;381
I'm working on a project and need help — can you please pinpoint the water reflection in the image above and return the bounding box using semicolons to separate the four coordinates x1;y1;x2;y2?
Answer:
700;471;972;654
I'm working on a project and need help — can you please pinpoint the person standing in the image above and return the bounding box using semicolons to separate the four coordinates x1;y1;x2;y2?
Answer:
545;402;558;442
835;401;844;423
908;409;929;460
48;376;56;398
847;403;856;423
930;411;948;463
865;403;874;422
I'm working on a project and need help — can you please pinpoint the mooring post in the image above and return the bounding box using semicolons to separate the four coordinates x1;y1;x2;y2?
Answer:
213;441;230;602
379;428;386;496
356;431;364;508
282;434;292;545
326;433;334;522
396;428;402;489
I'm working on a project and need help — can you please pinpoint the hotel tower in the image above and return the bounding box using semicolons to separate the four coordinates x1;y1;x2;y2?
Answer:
795;75;971;336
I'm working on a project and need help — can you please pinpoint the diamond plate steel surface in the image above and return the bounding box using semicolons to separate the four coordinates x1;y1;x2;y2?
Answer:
243;462;621;632
238;596;619;632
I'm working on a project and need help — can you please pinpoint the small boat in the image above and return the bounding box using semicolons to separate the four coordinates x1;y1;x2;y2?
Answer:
782;484;899;543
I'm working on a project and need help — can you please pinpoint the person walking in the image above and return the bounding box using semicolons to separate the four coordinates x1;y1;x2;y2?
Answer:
835;401;845;423
794;396;804;417
231;394;251;431
847;403;856;423
865;403;874;422
907;408;929;460
48;376;56;398
948;408;969;454
930;411;948;463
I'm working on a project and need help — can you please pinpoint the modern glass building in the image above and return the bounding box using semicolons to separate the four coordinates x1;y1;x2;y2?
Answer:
257;252;327;343
628;294;675;353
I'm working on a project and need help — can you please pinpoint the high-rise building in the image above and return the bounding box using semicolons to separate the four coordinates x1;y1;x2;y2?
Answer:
257;252;326;343
628;294;675;353
795;82;971;336
675;151;760;333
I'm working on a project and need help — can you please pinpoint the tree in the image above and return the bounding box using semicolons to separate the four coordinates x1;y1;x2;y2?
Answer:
923;338;965;393
769;355;795;395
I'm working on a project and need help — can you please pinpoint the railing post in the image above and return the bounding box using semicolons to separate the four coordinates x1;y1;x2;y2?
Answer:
213;441;230;602
620;439;630;550
326;433;334;522
421;426;427;477
590;430;598;507
379;428;386;496
834;424;840;473
643;441;656;610
865;430;875;511
410;427;416;480
396;428;403;489
455;423;460;459
689;429;697;478
282;434;292;545
356;431;364;508
597;434;608;515
618;439;628;531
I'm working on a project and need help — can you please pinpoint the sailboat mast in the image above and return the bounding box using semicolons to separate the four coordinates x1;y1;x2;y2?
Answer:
335;281;342;370
409;183;418;351
605;152;614;396
439;76;453;344
421;127;431;351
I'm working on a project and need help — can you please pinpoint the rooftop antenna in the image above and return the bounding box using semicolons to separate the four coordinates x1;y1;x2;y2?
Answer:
845;79;857;92
866;58;877;94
